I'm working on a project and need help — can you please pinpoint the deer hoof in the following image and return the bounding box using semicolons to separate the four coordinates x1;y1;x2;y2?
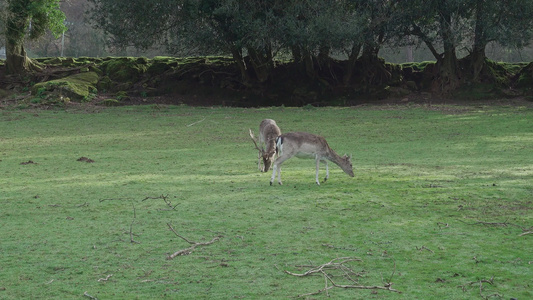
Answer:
270;181;273;186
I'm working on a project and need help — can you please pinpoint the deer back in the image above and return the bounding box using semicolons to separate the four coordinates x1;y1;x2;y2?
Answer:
277;132;330;157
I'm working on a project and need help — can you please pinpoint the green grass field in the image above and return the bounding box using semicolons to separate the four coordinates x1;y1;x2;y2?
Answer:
1;104;531;299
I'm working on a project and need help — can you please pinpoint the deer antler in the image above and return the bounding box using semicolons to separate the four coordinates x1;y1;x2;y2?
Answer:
249;129;264;153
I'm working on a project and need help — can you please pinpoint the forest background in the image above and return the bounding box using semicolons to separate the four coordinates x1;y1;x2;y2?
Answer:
1;0;533;106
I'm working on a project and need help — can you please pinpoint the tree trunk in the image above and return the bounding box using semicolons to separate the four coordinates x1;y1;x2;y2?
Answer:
435;48;460;93
434;9;460;93
343;43;361;85
6;41;42;74
247;46;273;83
470;46;486;83
470;0;487;83
230;46;250;84
358;43;390;88
5;0;41;75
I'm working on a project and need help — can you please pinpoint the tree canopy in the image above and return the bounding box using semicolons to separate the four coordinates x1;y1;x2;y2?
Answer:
87;0;533;91
3;0;66;74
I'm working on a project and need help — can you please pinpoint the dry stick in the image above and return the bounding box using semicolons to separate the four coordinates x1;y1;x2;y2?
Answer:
385;259;397;285
97;274;113;282
459;276;499;299
142;194;168;202
142;194;179;210
186;117;206;127
416;246;435;253
99;197;132;203
285;257;401;297
461;219;533;236
166;223;221;259
130;203;140;244
162;196;179;210
437;222;449;228
285;257;362;277
83;291;98;300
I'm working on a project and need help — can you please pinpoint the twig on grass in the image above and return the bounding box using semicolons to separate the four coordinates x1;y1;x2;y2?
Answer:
416;246;435;253
97;274;113;282
166;223;221;259
460;219;533;237
285;257;401;297
130;203;140;244
470;220;511;227
99;197;132;203
186;117;206;127
142;194;179;210
458;276;501;299
83;291;98;300
437;222;449;229
142;194;167;202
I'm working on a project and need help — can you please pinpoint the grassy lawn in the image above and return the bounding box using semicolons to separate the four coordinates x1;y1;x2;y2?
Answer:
0;104;531;299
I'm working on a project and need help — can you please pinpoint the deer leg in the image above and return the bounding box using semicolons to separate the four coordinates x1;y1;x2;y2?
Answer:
258;151;262;171
270;163;281;185
315;156;321;185
270;155;288;186
324;161;329;182
270;163;278;185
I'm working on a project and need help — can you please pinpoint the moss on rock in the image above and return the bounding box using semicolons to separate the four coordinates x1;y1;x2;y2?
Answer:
100;57;148;82
515;62;533;91
31;72;99;102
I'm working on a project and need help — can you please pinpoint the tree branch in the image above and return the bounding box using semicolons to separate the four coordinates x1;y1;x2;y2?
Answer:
285;257;401;297
166;223;221;259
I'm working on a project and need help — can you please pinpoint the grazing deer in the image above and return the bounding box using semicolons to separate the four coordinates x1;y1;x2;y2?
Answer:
249;119;282;172
270;132;354;185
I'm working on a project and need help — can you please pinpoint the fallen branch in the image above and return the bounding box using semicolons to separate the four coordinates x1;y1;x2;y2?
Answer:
285;257;401;297
83;291;98;300
472;220;510;227
186;117;206;127
166;223;221;259
416;246;435;253
98;197;132;203
97;274;113;282
460;219;533;237
437;222;449;229
129;203;140;244
458;276;500;299
142;194;179;210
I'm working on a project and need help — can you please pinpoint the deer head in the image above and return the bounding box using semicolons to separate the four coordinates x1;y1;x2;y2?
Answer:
340;154;354;177
261;147;276;172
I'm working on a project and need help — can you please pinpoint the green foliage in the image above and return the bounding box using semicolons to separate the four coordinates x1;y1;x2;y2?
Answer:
87;0;533;89
3;0;66;74
28;0;66;39
5;0;66;40
0;105;532;299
